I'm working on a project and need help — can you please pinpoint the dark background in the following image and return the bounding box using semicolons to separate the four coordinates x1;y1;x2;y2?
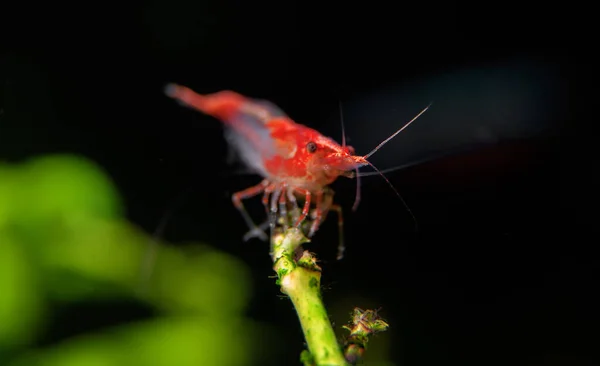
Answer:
2;0;597;365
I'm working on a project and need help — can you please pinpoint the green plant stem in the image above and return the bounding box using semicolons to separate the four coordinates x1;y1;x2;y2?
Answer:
271;228;348;366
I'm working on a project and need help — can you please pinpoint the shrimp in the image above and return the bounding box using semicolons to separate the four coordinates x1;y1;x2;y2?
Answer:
164;84;430;258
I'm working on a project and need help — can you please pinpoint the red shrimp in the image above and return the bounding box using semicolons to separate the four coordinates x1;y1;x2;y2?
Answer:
164;84;430;259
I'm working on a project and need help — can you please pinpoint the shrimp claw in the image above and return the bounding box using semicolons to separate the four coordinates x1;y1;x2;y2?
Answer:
231;180;270;241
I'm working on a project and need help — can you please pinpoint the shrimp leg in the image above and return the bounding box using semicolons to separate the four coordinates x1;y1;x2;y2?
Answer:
266;185;284;243
232;180;270;241
287;188;300;224
308;190;325;237
293;188;312;228
278;185;289;230
328;204;345;260
308;189;345;259
267;184;283;228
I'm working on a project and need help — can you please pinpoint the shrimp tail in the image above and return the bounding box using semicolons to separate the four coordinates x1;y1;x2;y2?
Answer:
164;83;244;121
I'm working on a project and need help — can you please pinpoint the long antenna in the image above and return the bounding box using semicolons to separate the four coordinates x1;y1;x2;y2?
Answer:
365;160;418;231
363;103;432;160
339;99;347;147
339;98;362;211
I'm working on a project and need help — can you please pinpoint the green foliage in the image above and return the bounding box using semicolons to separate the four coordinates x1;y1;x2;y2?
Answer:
0;155;263;366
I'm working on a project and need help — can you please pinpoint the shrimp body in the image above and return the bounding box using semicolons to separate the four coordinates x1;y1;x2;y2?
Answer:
165;85;367;188
165;84;367;251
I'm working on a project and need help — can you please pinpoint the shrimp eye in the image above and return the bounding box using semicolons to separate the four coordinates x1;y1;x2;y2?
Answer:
306;141;317;153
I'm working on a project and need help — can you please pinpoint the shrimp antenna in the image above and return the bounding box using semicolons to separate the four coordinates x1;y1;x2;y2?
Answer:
355;165;415;177
339;99;347;147
365;160;418;231
352;166;362;212
339;98;362;211
363;103;432;160
356;145;479;178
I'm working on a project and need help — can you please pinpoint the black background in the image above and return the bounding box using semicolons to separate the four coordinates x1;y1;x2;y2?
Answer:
2;0;597;365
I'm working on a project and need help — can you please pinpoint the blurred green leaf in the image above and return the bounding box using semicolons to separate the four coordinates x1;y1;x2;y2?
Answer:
0;165;17;226
40;219;148;300
8;317;257;366
150;245;252;315
1;154;266;366
16;154;122;222
0;233;45;349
